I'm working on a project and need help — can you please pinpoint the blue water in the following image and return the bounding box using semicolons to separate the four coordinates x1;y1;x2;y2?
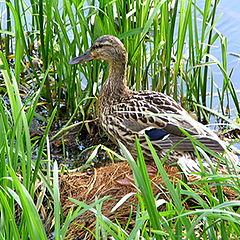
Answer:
203;0;240;113
215;1;240;87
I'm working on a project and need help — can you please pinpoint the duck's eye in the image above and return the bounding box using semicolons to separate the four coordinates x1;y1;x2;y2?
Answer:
145;128;169;141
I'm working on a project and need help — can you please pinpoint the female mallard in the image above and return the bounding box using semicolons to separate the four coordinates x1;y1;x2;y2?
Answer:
69;35;238;175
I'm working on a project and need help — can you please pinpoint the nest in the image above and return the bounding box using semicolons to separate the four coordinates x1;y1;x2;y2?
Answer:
60;161;238;239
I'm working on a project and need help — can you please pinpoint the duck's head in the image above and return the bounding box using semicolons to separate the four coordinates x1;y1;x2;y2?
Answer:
68;35;127;65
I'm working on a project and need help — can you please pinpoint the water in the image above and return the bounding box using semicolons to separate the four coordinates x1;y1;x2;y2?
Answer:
217;0;240;69
204;0;240;112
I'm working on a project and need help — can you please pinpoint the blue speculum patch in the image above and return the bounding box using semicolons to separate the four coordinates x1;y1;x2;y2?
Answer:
145;128;168;141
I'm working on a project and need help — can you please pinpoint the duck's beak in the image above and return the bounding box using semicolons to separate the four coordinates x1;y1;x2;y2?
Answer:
68;49;94;65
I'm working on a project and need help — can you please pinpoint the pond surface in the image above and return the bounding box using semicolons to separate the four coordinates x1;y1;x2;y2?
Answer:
204;0;240;112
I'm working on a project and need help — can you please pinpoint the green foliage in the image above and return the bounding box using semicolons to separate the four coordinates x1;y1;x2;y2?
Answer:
0;0;240;239
0;40;85;240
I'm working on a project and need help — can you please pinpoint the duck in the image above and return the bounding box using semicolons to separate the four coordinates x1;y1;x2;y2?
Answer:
69;35;239;175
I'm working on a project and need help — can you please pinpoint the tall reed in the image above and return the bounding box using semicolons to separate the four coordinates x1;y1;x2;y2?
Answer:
2;0;239;121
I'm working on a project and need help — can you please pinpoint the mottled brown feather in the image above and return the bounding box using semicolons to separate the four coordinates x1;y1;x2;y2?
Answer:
69;35;239;174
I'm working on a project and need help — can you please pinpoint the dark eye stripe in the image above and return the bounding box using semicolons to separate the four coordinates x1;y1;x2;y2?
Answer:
92;42;112;50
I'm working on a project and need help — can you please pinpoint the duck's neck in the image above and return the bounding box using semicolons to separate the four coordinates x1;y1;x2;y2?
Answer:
100;59;129;100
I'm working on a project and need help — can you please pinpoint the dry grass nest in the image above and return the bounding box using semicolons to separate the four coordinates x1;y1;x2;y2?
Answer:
59;161;238;239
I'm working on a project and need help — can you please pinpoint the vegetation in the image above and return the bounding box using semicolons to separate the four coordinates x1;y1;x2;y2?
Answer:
0;0;239;239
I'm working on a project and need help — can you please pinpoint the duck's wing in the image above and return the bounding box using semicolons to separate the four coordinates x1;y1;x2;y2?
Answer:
113;91;224;152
